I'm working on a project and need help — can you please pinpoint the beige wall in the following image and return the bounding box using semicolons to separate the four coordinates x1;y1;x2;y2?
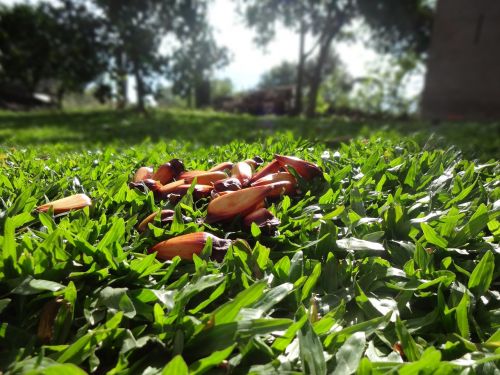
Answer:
421;0;500;120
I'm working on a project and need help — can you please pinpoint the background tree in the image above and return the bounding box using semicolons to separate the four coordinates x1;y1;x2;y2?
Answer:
91;0;178;111
240;0;357;117
357;0;434;58
211;78;234;100
240;0;434;117
170;19;230;108
0;2;108;106
258;61;297;89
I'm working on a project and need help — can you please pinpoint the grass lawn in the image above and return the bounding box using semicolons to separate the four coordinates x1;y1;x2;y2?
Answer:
0;109;499;374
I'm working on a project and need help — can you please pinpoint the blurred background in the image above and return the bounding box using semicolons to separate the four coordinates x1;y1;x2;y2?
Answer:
0;0;498;157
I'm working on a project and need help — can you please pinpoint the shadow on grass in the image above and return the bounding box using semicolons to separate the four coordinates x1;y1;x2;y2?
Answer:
0;108;498;160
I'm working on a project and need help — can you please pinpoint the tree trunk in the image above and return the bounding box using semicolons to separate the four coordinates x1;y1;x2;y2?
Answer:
306;42;331;118
116;49;128;110
133;63;146;112
56;87;65;109
294;18;306;115
195;79;211;108
187;86;193;108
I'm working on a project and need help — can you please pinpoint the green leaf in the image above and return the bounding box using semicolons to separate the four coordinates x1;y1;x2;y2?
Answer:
399;347;441;375
455;293;470;339
468;250;494;296
299;317;326;375
336;238;385;252
98;287;136;318
189;344;236;375
162;355;189;375
333;332;366;375
213;281;266;324
0;298;11;314
243;283;293;318
272;313;308;352
421;223;448;248
2;217;19;277
250;222;261;237
395;317;421;361
11;277;65;295
301;263;321;301
467;203;489;237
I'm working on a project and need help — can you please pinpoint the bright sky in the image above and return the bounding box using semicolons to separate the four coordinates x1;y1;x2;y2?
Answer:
208;0;379;90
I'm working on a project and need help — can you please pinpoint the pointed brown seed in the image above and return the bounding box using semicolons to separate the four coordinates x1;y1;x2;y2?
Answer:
138;209;175;233
143;179;186;200
179;170;208;179
183;171;228;185
152;159;185;184
231;162;253;186
243;208;280;230
243;159;258;169
171;184;213;200
208;161;234;172
153;165;174;184
142;178;163;192
274;154;322;180
36;194;91;214
251;172;297;197
213;177;242;192
249;160;283;183
267;181;295;198
211;190;236;200
251;172;297;187
149;232;231;261
133;166;153;182
206;184;276;223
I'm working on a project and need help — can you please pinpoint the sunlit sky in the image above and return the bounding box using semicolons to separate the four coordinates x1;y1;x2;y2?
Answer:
3;0;406;92
207;1;378;90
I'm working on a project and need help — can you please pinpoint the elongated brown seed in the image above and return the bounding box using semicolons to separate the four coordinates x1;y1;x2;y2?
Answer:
251;172;297;187
37;194;91;214
267;181;295;198
251;172;297;197
231;162;253;186
138;209;175;233
179;170;208;179
243;208;280;232
274;154;322;180
249;160;283;183
171;184;213;200
208;161;234;172
149;232;231;261
144;179;186;200
206;183;286;223
133;166;154;182
183;171;228;185
213;177;242;193
152;159;185;184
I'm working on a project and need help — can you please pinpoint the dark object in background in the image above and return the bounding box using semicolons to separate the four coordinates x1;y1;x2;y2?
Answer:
214;85;295;116
422;0;500;121
0;83;56;110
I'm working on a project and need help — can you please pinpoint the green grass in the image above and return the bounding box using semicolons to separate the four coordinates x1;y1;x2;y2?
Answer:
0;109;499;374
0;108;498;159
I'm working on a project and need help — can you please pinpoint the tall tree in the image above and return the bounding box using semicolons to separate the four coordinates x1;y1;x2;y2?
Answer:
258;61;297;89
240;0;356;118
0;2;109;106
169;12;229;108
91;0;175;111
357;0;434;58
